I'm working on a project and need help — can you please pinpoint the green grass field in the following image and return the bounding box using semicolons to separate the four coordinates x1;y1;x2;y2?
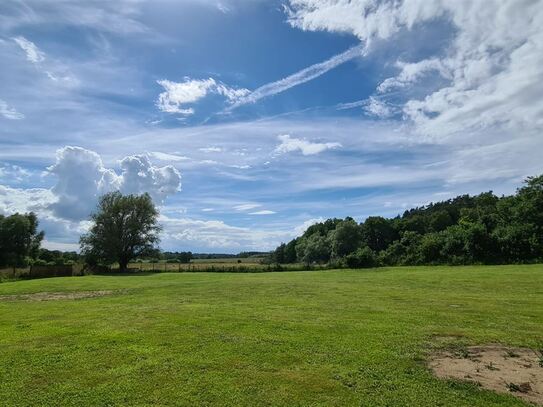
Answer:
0;265;542;406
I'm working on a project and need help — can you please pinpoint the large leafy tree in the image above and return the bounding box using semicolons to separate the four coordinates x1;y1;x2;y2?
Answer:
329;218;362;258
0;212;44;267
80;192;161;271
296;233;330;265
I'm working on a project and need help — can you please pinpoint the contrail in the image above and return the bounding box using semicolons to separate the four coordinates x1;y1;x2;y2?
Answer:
226;44;365;111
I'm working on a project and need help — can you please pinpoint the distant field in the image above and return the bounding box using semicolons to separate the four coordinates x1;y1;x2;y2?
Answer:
0;265;542;406
128;258;269;272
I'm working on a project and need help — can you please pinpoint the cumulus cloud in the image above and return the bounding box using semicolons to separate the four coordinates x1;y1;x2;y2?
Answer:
294;217;325;235
0;184;54;216
156;77;249;115
47;146;181;220
12;36;45;63
0;99;24;120
274;134;341;156
286;0;543;138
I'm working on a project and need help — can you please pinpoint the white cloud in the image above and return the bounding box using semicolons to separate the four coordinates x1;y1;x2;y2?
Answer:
12;36;45;63
229;164;251;170
286;0;543;139
47;146;182;220
0;164;30;182
377;58;448;93
234;203;261;211
199;146;222;153
274;134;341;156
0;184;54;216
249;210;276;215
0;99;24;120
148;151;190;162
364;96;393;118
156;77;249;115
2;1;148;35
294;217;325;235
160;215;287;251
227;44;364;110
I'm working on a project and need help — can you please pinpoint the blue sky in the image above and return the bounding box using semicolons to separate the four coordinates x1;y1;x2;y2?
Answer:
1;0;542;252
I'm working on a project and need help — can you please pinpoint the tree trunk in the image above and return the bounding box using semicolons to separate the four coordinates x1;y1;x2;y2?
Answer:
119;258;128;272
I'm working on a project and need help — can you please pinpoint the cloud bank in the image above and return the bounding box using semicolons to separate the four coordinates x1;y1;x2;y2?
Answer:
287;0;543;138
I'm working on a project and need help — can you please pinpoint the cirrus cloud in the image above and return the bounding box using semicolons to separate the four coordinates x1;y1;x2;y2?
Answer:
274;134;341;156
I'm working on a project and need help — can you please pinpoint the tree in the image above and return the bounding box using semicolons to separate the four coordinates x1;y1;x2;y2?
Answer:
344;246;376;268
0;212;44;267
328;218;363;258
295;233;330;265
80;192;161;271
361;216;397;252
273;243;286;264
284;239;298;263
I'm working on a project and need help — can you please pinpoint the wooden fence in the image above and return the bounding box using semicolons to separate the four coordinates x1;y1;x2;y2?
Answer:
0;264;84;281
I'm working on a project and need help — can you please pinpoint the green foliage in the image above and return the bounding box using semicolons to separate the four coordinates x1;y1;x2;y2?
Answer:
295;233;330;264
361;216;398;252
0;212;44;267
344;246;377;268
276;174;543;267
80;192;161;271
329;218;363;258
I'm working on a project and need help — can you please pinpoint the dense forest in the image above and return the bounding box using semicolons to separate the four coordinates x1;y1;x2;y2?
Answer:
272;175;543;267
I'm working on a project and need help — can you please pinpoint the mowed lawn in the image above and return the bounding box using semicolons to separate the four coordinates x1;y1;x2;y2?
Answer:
0;266;542;406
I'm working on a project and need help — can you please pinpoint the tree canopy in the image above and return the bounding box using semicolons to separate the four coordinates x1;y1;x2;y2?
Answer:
0;212;44;267
80;192;161;271
272;174;543;267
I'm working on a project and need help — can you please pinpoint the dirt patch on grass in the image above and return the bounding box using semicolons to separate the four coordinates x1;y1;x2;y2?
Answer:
429;345;543;405
0;290;116;301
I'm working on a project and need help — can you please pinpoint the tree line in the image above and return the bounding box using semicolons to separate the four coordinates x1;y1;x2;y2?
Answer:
272;175;543;267
2;175;542;271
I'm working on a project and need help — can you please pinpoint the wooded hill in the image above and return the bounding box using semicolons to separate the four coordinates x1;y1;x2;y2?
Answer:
272;175;543;267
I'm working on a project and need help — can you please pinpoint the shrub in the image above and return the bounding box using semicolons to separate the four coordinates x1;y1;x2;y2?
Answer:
344;247;377;268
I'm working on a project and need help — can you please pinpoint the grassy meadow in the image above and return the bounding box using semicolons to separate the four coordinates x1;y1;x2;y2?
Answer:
0;265;542;406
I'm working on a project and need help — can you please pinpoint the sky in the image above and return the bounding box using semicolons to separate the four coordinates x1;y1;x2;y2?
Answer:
0;0;542;253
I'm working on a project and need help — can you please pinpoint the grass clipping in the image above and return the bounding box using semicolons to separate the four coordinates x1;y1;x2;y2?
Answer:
429;345;543;405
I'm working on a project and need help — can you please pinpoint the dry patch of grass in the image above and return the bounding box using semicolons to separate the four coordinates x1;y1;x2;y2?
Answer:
0;290;115;301
429;345;543;405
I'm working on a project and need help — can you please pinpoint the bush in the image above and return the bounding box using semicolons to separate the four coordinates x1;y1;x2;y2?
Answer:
344;247;377;268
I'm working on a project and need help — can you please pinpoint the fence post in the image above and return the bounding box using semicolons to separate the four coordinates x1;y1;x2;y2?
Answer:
29;265;32;278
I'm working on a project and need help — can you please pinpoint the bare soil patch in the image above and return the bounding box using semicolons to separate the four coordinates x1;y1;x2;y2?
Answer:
429;345;543;405
0;290;115;301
